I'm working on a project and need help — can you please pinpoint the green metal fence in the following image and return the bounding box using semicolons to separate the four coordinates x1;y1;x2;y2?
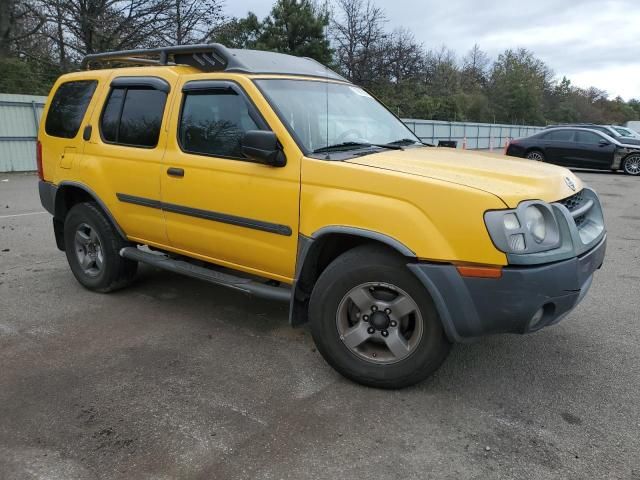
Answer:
0;94;46;172
402;119;544;150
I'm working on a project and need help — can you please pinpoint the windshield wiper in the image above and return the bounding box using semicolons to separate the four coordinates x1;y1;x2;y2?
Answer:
313;141;403;154
386;138;420;146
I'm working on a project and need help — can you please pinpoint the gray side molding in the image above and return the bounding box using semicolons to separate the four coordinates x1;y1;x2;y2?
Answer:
56;181;127;240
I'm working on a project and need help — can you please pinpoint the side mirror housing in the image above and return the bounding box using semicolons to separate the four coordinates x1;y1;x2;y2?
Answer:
599;139;610;146
241;130;286;167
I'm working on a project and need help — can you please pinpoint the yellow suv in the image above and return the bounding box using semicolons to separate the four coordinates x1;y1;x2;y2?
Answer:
37;44;606;388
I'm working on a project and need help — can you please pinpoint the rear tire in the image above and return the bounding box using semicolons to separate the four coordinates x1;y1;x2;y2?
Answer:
622;154;640;175
526;149;545;162
309;244;451;389
64;202;137;292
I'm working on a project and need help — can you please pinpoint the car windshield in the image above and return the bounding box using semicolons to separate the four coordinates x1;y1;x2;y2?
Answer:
255;79;420;154
613;127;632;137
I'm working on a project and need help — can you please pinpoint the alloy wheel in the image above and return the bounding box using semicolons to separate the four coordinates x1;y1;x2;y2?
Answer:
526;151;544;161
336;282;423;364
74;222;104;277
624;155;640;175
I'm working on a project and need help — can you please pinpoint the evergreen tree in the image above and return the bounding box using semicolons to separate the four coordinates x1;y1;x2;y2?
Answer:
258;0;332;65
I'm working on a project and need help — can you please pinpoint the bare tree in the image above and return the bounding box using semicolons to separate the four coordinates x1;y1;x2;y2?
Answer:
155;0;226;45
0;0;44;57
384;27;423;83
36;0;170;65
330;0;386;85
461;43;489;90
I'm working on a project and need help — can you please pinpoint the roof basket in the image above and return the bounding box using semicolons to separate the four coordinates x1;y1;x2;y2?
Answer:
81;43;348;82
81;44;246;72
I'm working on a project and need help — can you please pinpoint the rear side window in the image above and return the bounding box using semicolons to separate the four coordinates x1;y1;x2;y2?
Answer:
575;131;602;144
543;130;574;142
178;90;260;158
100;87;167;148
45;80;97;138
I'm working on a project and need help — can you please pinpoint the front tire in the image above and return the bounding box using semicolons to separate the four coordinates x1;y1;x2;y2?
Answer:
309;245;451;389
64;202;137;292
622;154;640;175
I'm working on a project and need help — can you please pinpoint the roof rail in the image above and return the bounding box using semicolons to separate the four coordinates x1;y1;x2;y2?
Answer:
81;44;247;72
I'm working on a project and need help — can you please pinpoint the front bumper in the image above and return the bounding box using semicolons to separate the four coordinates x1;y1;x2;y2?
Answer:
408;235;606;342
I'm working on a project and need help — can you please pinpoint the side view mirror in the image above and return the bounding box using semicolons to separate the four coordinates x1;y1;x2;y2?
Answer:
241;130;286;167
598;139;610;146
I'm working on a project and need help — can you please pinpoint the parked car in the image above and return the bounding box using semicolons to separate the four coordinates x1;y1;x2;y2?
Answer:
38;44;606;389
625;121;640;133
545;123;640;146
611;125;640;139
507;127;640;175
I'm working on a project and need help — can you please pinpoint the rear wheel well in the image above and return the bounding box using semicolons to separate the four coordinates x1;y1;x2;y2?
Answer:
53;185;124;250
290;233;414;326
55;185;93;220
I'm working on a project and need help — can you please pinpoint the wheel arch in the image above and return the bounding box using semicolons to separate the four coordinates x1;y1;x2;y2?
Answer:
289;227;416;327
53;182;127;250
622;151;640;175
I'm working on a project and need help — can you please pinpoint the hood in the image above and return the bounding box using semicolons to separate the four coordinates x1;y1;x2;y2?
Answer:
617;138;640;147
346;147;583;208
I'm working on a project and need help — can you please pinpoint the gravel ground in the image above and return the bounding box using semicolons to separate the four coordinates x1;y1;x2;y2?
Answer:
0;171;638;480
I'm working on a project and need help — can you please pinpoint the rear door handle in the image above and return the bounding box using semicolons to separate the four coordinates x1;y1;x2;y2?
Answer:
167;167;184;177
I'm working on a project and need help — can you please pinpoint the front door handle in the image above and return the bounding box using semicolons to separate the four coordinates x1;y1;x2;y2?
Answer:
167;167;184;177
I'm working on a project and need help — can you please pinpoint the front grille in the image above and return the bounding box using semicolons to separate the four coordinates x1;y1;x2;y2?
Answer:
560;191;584;212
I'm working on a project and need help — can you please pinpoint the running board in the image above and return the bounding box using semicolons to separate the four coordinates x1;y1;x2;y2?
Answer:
119;247;291;302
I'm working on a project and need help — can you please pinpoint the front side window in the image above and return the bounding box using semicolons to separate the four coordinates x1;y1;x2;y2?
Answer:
100;87;167;147
254;79;419;154
179;90;259;158
45;80;97;138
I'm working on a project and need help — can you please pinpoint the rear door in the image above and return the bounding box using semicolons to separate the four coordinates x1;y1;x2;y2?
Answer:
571;130;616;169
540;130;575;164
81;74;176;246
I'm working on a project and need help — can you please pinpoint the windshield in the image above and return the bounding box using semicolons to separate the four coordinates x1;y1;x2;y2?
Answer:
255;79;419;154
613;127;632;137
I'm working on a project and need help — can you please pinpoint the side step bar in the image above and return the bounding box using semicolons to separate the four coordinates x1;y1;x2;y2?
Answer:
120;247;291;302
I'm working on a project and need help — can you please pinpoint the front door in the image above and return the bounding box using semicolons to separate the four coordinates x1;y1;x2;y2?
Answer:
161;78;300;282
571;130;616;169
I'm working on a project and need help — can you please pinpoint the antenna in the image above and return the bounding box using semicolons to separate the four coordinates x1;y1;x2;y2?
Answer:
324;0;330;159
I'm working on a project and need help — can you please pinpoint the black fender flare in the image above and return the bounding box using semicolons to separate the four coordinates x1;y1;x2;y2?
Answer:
288;226;416;326
54;181;127;240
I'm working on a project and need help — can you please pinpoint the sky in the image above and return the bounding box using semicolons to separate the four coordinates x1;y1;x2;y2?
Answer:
224;0;640;100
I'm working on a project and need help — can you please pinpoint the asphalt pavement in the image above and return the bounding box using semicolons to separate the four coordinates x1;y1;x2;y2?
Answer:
0;171;638;480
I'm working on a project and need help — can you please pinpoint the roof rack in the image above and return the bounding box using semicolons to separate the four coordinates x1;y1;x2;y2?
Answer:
81;44;244;72
81;43;348;82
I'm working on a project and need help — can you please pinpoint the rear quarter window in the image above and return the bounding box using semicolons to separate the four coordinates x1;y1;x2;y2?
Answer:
45;80;97;138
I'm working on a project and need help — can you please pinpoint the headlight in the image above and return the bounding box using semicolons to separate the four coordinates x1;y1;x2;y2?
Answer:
484;201;561;255
524;205;546;243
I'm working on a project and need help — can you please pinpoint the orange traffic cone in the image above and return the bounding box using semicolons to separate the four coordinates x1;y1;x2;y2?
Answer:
503;137;510;155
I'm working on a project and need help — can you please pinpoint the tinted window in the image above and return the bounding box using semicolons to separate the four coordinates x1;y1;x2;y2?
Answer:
100;88;125;142
179;90;259;158
100;87;167;147
543;130;574;141
45;80;97;138
575;131;602;144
